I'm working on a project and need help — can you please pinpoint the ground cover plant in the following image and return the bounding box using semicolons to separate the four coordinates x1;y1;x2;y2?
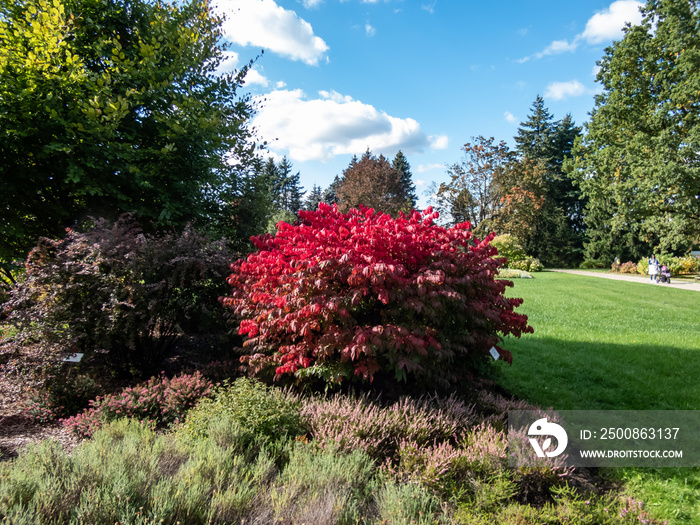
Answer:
500;271;700;524
222;203;532;388
0;378;670;524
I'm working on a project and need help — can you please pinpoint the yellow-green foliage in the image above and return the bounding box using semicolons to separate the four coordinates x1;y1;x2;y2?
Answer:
178;377;306;442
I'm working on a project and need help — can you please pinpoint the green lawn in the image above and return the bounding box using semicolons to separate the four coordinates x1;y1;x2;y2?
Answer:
498;271;700;523
500;271;700;411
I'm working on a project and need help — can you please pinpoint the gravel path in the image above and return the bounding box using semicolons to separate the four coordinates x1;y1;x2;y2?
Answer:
549;269;700;293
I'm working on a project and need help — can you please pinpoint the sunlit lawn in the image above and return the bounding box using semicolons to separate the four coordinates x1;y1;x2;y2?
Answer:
498;271;700;524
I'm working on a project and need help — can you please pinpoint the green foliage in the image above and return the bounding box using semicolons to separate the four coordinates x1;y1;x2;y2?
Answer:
579;259;609;269
491;235;543;272
507;98;584;267
375;480;443;524
0;0;259;265
263;156;305;215
574;0;700;258
392;150;418;210
178;377;306;442
509;258;544;272
434;136;513;233
22;373;103;423
490;234;528;265
266;208;298;235
636;254;700;276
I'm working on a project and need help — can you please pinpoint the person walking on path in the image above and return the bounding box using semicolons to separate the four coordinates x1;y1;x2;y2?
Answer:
648;254;659;283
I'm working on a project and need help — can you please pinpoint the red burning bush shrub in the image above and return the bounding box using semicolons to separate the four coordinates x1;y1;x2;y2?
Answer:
221;204;532;387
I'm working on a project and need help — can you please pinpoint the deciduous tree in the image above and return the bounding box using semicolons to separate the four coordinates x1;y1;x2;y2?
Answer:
0;0;258;270
434;136;512;234
574;0;700;258
337;149;407;215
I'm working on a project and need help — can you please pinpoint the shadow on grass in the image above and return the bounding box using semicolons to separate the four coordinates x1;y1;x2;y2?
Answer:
496;336;700;411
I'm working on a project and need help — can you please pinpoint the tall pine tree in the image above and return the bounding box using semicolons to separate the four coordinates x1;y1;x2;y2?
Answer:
304;184;324;211
392;150;417;210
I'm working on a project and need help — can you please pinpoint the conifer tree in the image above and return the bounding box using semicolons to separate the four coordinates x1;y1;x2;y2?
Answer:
392;150;417;209
321;176;342;205
304;184;324;211
514;95;555;161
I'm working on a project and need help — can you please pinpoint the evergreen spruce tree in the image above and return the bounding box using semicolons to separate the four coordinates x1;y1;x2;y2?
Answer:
392;150;417;209
304;184;324;211
321;176;342;205
505;97;584;266
277;156;305;213
514;95;556;161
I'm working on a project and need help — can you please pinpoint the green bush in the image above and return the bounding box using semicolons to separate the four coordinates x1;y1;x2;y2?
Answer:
579;259;608;269
490;234;528;266
510;258;544;272
178;377;306;442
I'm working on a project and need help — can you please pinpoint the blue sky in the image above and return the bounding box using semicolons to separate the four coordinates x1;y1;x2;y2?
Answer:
215;0;644;209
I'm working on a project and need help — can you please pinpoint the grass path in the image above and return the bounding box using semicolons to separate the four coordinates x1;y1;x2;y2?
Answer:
498;271;700;524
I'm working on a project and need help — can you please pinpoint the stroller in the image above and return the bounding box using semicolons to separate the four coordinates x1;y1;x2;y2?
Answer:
659;265;672;284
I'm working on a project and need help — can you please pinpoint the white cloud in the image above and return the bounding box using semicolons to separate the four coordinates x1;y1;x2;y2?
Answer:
243;68;269;87
581;0;644;44
416;163;444;173
252;89;440;162
365;23;376;37
535;38;579;58
429;135;449;150
302;0;324;7
216;50;239;73
504;111;517;123
523;0;643;61
276;80;287;89
217;0;329;65
544;80;587;101
415;179;426;186
421;1;436;14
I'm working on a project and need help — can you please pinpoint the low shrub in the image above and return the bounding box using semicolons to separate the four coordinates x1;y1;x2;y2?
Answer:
509;258;544;272
611;261;638;274
636;254;700;277
300;392;480;462
490;234;528;266
22;374;103;423
579;259;608;269
1;215;235;382
497;269;533;279
62;371;213;438
222;204;532;388
178;377;306;442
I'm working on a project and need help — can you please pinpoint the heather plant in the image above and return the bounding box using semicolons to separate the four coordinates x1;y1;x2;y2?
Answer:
22;373;103;423
1;215;235;383
612;261;638;274
299;392;480;461
62;371;213;438
222;203;532;388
